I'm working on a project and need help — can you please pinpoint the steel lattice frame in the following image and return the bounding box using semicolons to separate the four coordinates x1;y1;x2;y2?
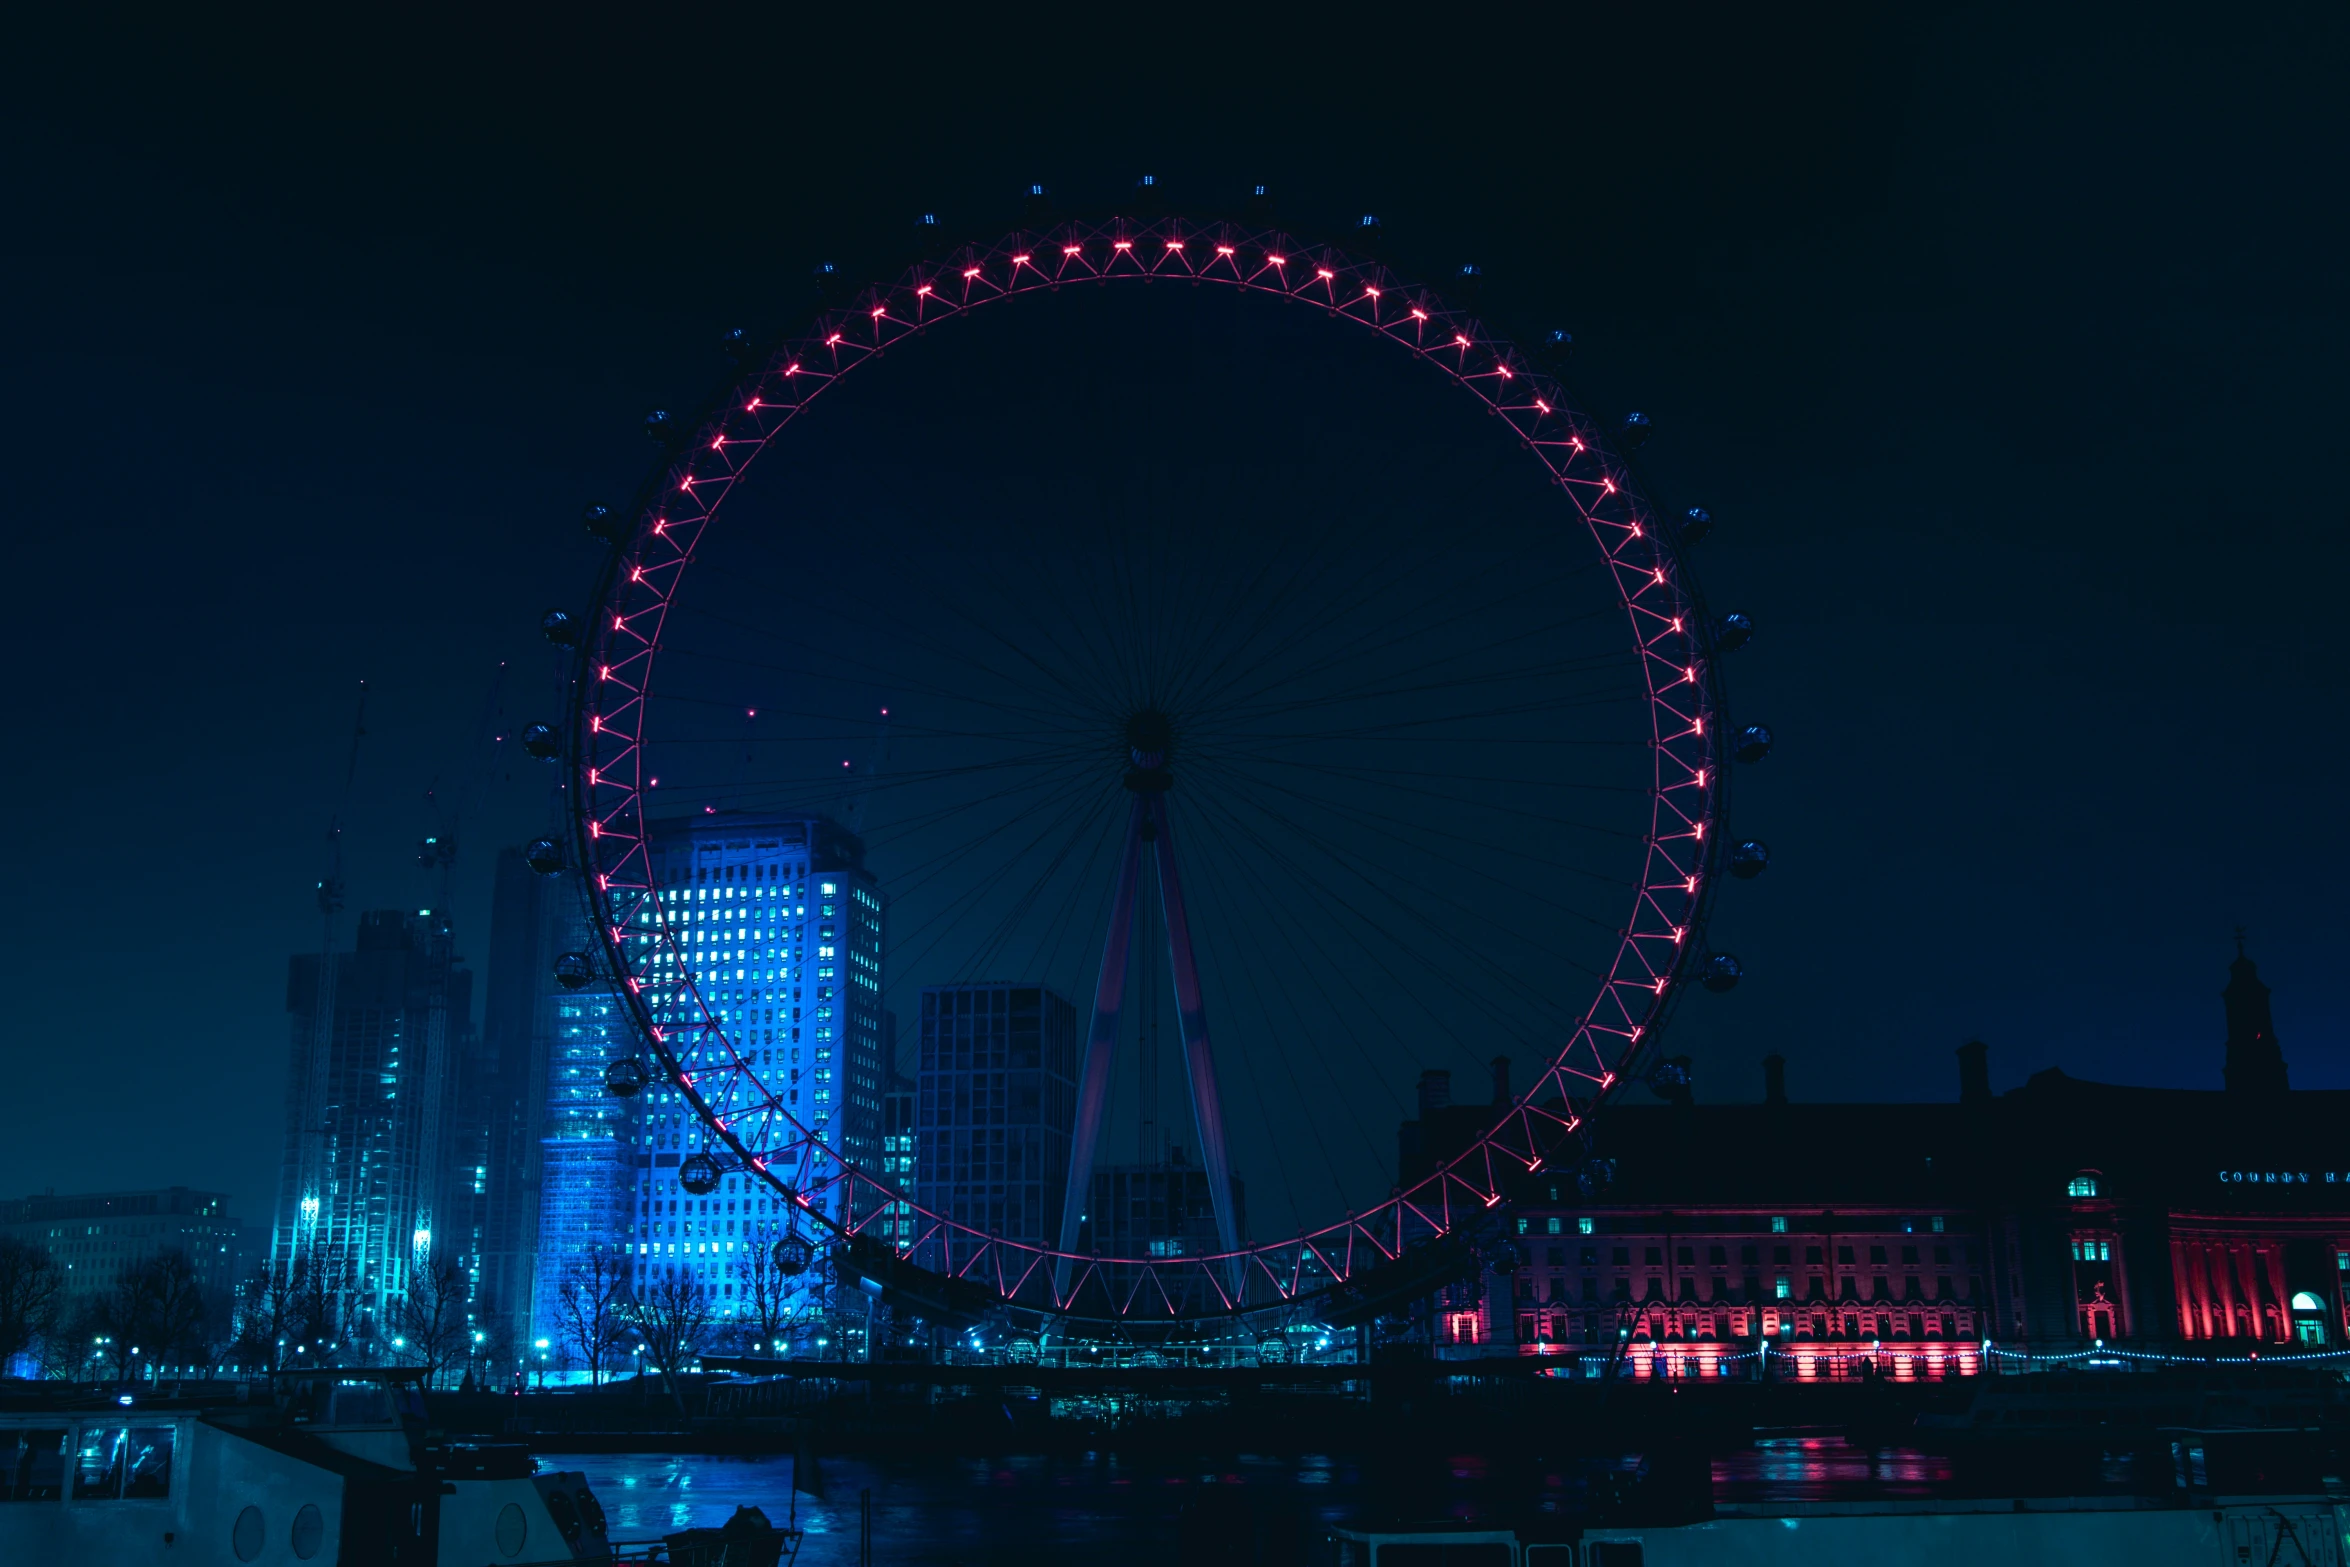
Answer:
567;212;1726;1328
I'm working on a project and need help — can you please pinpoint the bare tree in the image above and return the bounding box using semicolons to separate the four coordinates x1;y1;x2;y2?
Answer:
0;1237;64;1374
390;1252;469;1388
732;1241;820;1356
622;1272;713;1418
82;1271;151;1381
231;1263;301;1373
136;1251;210;1385
288;1250;351;1360
554;1250;629;1386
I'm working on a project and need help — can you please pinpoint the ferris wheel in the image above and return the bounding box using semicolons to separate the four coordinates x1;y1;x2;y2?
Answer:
540;197;1767;1334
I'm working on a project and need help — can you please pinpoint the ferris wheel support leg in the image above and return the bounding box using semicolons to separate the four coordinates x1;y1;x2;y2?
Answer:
1146;797;1244;1269
1053;798;1147;1296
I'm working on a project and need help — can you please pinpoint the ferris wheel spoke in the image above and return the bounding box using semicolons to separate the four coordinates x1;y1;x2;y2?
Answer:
1174;824;1377;1219
664;608;1101;731
1183;773;1606;1028
1196;750;1647;848
1183;551;1614;725
1165;436;1532;717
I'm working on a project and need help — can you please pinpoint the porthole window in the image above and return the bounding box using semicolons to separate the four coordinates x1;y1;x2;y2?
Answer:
232;1505;264;1562
495;1502;528;1558
291;1503;325;1560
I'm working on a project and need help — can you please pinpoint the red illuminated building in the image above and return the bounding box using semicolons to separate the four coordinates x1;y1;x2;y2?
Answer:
1399;945;2347;1379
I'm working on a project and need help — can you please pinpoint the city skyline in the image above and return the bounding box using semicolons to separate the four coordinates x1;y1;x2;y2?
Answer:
4;9;2344;1241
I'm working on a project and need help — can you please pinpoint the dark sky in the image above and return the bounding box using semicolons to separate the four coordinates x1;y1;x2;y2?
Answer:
2;7;2342;1233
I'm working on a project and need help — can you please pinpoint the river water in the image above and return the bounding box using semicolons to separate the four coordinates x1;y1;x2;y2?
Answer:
542;1440;1984;1565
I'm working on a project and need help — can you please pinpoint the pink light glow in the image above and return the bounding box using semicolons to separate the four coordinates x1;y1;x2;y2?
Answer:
870;307;886;320
1363;286;1381;299
963;267;981;279
1411;308;1428;320
1165;239;1184;250
1114;240;1133;251
1454;334;1471;348
1267;254;1286;265
825;333;842;346
746;398;761;411
1011;253;1032;266
711;437;724;449
916;283;933;296
1215;245;1234;256
1534;399;1550;414
785;363;801;375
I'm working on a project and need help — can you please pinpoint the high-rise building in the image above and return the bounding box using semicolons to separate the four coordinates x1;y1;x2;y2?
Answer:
273;908;474;1345
482;849;636;1364
0;1188;242;1311
879;1073;918;1250
625;811;886;1327
914;984;1078;1266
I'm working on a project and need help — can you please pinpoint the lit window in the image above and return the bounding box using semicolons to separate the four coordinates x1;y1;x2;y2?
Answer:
1577;1217;1595;1236
1545;1217;1561;1235
1775;1277;1792;1299
2067;1174;2099;1198
1770;1216;1787;1234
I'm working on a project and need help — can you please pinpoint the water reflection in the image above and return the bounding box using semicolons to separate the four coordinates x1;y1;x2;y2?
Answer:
1713;1438;1952;1502
544;1450;1363;1566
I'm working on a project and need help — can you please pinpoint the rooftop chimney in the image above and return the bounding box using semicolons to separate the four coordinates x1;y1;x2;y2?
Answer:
1491;1055;1512;1107
1957;1040;1990;1106
1761;1054;1787;1106
1417;1069;1452;1118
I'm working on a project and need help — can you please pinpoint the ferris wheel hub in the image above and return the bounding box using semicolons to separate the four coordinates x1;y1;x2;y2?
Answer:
1124;707;1175;792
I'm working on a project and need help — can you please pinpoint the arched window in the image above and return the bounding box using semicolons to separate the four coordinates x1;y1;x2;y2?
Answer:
2291;1291;2325;1312
2066;1173;2101;1198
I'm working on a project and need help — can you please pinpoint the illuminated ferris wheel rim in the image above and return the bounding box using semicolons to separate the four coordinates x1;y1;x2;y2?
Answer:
566;209;1728;1322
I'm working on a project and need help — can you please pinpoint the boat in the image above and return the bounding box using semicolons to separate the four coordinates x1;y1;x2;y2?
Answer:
1327;1492;2348;1565
0;1369;612;1565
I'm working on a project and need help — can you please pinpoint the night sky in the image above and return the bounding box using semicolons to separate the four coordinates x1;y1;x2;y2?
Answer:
3;8;2342;1234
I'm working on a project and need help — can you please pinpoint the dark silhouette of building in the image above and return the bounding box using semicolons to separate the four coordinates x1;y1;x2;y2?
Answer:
2222;934;2290;1095
914;983;1078;1263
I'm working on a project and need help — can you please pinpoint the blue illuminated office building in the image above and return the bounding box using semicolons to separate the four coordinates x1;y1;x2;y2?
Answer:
628;812;886;1326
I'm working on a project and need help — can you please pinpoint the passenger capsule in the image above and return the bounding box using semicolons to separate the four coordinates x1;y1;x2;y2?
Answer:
1729;839;1771;880
541;608;580;648
1679;507;1714;545
774;1237;812;1276
523;838;565;876
553;951;596;991
521;724;561;761
1715;613;1754;653
581;504;626;544
1701;952;1743;993
719;326;755;362
1542;328;1575;366
1618;411;1653;451
643;409;673;445
678;1153;722;1196
1256;1337;1290;1366
603;1058;647;1098
1735;724;1775;764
